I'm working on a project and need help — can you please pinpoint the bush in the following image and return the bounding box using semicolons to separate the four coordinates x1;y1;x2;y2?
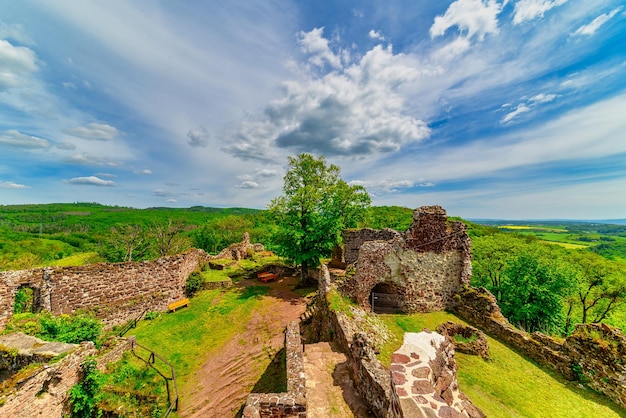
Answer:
186;271;203;296
69;357;103;417
38;312;102;344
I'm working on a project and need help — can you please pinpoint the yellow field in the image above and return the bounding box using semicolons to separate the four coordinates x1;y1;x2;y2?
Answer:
540;240;589;249
498;225;569;233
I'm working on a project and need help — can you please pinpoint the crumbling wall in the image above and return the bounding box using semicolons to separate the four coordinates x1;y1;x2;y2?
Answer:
340;206;471;313
455;286;626;409
312;266;393;418
388;331;485;418
343;228;403;266
0;249;210;330
0;337;132;417
243;321;307;418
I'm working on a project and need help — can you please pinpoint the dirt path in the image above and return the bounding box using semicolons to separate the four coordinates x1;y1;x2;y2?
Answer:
303;342;373;418
179;276;307;418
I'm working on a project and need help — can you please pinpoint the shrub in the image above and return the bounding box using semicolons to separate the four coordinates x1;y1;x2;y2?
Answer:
186;271;203;296
69;357;103;417
38;312;102;344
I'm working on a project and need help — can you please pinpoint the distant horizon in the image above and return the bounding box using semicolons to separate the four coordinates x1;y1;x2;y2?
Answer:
1;200;624;225
1;1;625;219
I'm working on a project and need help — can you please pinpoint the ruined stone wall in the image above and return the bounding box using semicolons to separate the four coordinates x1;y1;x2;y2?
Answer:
0;249;210;330
0;338;132;417
340;206;471;314
343;228;402;266
389;332;484;418
243;321;307;418
455;286;626;409
312;266;393;418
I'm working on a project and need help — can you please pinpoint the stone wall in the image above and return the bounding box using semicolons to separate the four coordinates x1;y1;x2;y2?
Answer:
389;332;485;418
312;265;393;418
0;249;210;330
243;321;307;418
455;286;626;409
340;206;471;313
343;228;403;266
0;337;132;417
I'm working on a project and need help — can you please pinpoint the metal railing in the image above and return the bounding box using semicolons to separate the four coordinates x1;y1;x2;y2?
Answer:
130;339;179;417
117;308;149;337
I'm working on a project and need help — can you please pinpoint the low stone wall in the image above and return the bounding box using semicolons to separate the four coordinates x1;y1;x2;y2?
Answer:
0;249;211;330
202;279;233;290
455;286;626;409
389;331;485;418
0;337;132;417
243;321;306;418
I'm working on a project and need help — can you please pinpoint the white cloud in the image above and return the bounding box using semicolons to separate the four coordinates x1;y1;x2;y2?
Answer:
430;0;502;41
223;32;429;160
369;30;385;41
67;176;116;186
351;178;434;193
0;180;30;189
63;153;124;167
572;7;622;37
187;127;210;148
298;27;342;69
513;0;568;25
65;123;120;140
529;93;557;103
0;39;38;89
501;104;530;124
236;181;260;189
0;130;51;149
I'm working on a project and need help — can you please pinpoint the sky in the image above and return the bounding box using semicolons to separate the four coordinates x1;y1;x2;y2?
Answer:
0;0;625;220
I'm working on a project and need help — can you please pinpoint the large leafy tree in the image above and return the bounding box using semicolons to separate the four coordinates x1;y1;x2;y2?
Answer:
499;254;575;334
268;153;370;283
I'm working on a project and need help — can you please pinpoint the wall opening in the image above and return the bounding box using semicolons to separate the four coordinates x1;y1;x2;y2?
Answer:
14;285;40;314
370;282;403;314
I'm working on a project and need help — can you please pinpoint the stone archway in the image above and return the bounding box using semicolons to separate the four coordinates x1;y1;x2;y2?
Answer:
369;282;403;314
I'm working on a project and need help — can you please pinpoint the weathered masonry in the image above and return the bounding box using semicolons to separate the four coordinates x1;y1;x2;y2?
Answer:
340;205;472;313
0;249;210;330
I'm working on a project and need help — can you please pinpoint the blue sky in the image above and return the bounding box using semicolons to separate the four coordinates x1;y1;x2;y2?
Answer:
0;0;625;219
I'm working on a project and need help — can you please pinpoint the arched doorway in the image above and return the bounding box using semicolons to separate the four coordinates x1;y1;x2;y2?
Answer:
369;282;403;314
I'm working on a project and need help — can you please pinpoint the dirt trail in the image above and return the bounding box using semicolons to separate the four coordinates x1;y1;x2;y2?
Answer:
179;276;307;418
303;342;373;418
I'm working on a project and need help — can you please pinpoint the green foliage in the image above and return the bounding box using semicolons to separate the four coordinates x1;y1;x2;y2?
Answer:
69;357;103;418
8;311;103;345
364;206;413;231
500;254;575;334
186;271;204;296
13;288;33;314
268;154;370;282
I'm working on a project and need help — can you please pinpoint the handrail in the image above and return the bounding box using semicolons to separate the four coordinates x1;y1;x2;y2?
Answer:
118;308;148;337
130;339;179;417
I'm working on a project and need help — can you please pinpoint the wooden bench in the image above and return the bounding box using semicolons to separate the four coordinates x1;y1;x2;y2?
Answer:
168;298;189;312
257;272;278;283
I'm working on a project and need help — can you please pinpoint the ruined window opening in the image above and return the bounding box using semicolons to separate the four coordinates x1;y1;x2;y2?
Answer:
370;282;403;314
14;286;38;314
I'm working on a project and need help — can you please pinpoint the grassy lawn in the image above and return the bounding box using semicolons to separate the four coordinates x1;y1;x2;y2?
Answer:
378;312;626;418
127;286;269;391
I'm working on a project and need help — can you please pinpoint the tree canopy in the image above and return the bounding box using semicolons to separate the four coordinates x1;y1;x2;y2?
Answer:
268;153;370;282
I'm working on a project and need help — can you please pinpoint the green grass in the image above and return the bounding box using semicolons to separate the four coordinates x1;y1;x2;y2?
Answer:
46;251;103;267
128;286;269;390
378;312;626;418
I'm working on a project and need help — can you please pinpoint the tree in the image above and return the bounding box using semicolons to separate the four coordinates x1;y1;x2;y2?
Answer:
499;254;575;334
192;215;255;254
565;251;626;332
150;218;191;257
268;153;370;283
100;224;152;262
